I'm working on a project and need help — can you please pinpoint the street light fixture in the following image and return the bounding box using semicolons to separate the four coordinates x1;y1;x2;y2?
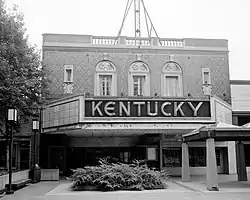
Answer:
32;119;39;183
6;108;17;195
32;119;39;131
8;109;17;121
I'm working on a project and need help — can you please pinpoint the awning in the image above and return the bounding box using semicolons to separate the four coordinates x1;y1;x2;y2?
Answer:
183;122;250;141
42;122;212;137
241;122;250;128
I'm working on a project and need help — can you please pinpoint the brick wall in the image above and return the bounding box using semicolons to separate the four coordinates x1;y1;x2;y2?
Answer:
43;36;231;104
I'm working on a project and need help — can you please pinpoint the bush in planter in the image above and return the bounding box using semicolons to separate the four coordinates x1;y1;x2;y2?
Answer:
70;159;170;191
71;166;103;187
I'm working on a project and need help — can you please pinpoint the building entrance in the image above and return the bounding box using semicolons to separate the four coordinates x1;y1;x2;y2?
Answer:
67;147;147;170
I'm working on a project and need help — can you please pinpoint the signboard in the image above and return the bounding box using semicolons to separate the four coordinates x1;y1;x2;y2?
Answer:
147;147;157;161
84;99;210;118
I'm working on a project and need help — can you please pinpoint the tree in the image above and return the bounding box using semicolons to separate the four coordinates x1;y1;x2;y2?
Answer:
0;1;49;135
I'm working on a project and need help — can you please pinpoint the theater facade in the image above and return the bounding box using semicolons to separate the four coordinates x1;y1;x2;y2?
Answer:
41;34;235;177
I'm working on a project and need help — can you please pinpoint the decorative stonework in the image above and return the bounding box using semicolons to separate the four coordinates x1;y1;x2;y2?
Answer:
96;61;115;72
136;54;142;61
202;84;212;96
63;83;73;94
103;53;108;60
169;54;174;61
163;62;181;73
130;61;149;72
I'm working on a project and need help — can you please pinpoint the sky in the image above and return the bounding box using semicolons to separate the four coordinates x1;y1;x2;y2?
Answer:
5;0;250;80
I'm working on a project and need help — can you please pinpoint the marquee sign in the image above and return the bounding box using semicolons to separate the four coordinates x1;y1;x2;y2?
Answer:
84;99;210;118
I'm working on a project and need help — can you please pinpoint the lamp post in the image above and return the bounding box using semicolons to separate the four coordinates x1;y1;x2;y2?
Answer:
6;108;17;195
32;119;39;183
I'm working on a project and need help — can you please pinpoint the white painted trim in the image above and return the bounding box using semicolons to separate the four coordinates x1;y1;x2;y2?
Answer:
128;62;150;96
79;123;210;130
210;96;216;121
161;74;183;97
228;141;237;174
79;95;85;122
161;62;183;97
94;72;117;96
44;96;82;107
210;95;233;124
94;61;117;96
128;73;150;96
211;95;232;110
43;42;228;52
42;122;214;133
82;118;213;123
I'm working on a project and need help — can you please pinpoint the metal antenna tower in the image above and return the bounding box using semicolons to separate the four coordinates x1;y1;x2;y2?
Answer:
134;0;141;45
116;0;160;46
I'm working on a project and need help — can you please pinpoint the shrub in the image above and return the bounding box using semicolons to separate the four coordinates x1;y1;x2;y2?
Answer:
70;159;170;191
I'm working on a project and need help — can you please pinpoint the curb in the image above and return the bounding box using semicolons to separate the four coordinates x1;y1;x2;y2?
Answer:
171;180;204;193
0;192;6;198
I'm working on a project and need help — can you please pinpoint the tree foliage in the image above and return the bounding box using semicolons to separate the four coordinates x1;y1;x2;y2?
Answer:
0;1;49;133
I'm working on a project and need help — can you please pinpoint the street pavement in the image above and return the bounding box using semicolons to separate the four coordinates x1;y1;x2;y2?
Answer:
0;179;250;200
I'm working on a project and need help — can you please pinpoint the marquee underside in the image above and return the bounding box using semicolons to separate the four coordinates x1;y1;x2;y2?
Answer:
42;122;215;137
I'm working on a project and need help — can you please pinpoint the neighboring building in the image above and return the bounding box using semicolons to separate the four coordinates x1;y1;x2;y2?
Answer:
231;80;250;172
0;118;32;171
231;80;250;126
41;34;235;177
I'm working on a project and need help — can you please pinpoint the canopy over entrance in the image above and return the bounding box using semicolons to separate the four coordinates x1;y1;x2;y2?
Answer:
183;122;250;142
242;122;250;128
181;122;250;191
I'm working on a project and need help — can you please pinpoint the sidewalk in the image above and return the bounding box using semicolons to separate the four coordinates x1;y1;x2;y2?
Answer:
0;179;194;200
1;178;250;200
171;177;250;193
1;181;60;200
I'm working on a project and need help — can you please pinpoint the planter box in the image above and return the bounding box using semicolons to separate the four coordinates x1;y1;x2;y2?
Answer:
40;169;59;181
72;185;98;191
0;170;29;190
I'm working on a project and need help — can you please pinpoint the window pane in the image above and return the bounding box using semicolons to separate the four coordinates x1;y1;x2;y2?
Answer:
100;75;112;96
106;76;111;95
0;142;6;168
66;69;72;82
203;72;210;84
12;144;17;168
119;151;130;163
134;85;138;96
215;148;221;166
20;142;30;169
244;144;250;167
165;76;179;97
133;76;145;96
162;147;182;167
189;147;222;167
189;147;206;167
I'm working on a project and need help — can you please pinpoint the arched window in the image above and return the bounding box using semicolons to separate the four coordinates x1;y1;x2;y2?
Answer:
94;61;117;96
128;61;150;96
161;62;183;97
